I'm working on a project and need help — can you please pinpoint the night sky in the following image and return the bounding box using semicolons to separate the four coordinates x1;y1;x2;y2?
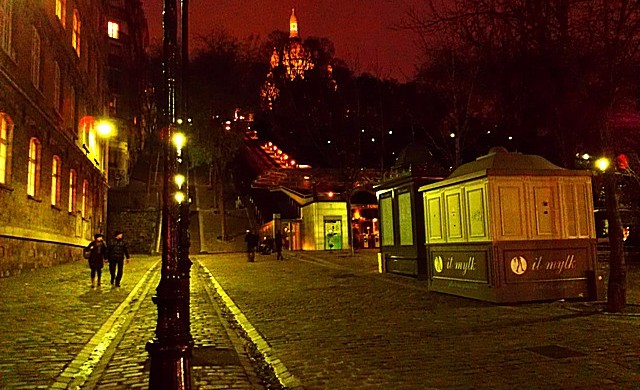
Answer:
141;0;423;81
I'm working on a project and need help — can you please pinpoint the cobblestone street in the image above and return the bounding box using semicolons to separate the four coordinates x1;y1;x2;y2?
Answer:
0;252;639;389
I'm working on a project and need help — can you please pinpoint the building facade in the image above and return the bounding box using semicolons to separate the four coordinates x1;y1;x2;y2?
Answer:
0;0;144;276
105;0;148;188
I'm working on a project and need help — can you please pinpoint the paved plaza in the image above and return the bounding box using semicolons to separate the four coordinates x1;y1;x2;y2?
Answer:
0;251;639;389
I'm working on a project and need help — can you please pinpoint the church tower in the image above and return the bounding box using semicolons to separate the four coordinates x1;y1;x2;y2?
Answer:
261;7;316;109
289;8;299;38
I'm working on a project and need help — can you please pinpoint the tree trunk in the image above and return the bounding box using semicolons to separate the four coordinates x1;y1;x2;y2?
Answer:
604;170;627;312
208;163;213;188
347;195;354;256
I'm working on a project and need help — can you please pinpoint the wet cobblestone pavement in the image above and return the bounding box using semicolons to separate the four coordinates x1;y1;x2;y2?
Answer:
0;251;639;389
199;251;640;389
0;256;263;389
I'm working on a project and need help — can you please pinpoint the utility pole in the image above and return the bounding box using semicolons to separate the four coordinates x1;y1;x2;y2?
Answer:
146;0;193;386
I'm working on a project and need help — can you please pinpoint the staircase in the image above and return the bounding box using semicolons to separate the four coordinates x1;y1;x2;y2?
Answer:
191;168;252;254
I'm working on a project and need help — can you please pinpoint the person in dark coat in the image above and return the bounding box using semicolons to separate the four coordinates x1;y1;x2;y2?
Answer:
275;230;284;260
245;229;258;262
108;231;130;287
85;233;107;288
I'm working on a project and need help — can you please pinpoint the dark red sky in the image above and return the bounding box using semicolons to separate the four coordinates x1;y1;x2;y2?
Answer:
141;0;424;81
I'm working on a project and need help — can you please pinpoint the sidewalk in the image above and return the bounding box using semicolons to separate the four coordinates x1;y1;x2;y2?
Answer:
289;249;640;309
0;256;266;389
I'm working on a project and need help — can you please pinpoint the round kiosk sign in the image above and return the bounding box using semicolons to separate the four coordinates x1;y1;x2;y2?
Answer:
433;256;443;273
510;256;527;275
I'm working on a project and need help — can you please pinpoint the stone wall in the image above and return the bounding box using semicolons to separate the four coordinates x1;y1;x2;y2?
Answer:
107;209;159;255
0;237;84;278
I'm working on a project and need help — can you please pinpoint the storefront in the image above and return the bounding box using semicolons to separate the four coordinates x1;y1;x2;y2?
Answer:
419;147;602;303
375;143;446;278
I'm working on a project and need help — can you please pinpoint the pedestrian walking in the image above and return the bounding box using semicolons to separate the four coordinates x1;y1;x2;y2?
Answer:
84;233;107;288
275;230;284;260
108;231;130;287
245;229;258;262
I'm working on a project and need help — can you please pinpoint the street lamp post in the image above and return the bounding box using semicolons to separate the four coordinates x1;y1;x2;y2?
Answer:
146;126;193;389
146;0;193;387
96;120;114;235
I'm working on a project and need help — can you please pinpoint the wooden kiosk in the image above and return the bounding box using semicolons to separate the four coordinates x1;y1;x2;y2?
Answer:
418;147;602;303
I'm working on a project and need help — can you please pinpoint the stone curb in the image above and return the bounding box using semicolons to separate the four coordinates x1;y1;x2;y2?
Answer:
198;260;302;389
50;260;160;389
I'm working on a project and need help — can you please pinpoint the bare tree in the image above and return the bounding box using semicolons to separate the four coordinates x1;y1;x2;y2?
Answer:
401;0;640;311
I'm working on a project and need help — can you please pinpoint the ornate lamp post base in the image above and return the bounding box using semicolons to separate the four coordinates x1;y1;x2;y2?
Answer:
147;279;193;389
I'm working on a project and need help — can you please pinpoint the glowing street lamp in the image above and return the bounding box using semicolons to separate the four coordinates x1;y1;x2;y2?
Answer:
174;174;185;189
174;191;186;203
172;132;186;150
595;157;610;172
96;120;115;137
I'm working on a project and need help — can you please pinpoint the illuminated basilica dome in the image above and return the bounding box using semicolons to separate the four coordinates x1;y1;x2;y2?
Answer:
279;8;314;80
262;8;315;109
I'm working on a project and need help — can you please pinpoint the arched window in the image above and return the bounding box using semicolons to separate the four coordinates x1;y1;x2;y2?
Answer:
51;156;61;206
0;113;12;184
72;9;80;56
81;179;88;218
68;169;76;213
27;138;41;197
55;0;65;27
107;21;119;39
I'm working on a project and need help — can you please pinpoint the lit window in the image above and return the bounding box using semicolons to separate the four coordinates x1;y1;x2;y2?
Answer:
54;62;61;112
51;156;61;206
31;27;41;88
68;169;76;213
0;113;12;184
27;138;41;197
107;21;119;39
81;179;88;218
0;0;12;53
72;9;80;56
55;0;65;27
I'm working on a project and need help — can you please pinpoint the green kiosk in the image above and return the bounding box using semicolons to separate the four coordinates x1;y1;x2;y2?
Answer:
418;147;603;303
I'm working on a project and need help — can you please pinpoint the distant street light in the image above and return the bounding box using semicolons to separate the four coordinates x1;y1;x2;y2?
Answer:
96;119;114;234
96;120;115;137
595;157;610;172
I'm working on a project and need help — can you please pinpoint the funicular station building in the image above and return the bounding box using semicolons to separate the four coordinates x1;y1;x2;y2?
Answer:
243;136;380;252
